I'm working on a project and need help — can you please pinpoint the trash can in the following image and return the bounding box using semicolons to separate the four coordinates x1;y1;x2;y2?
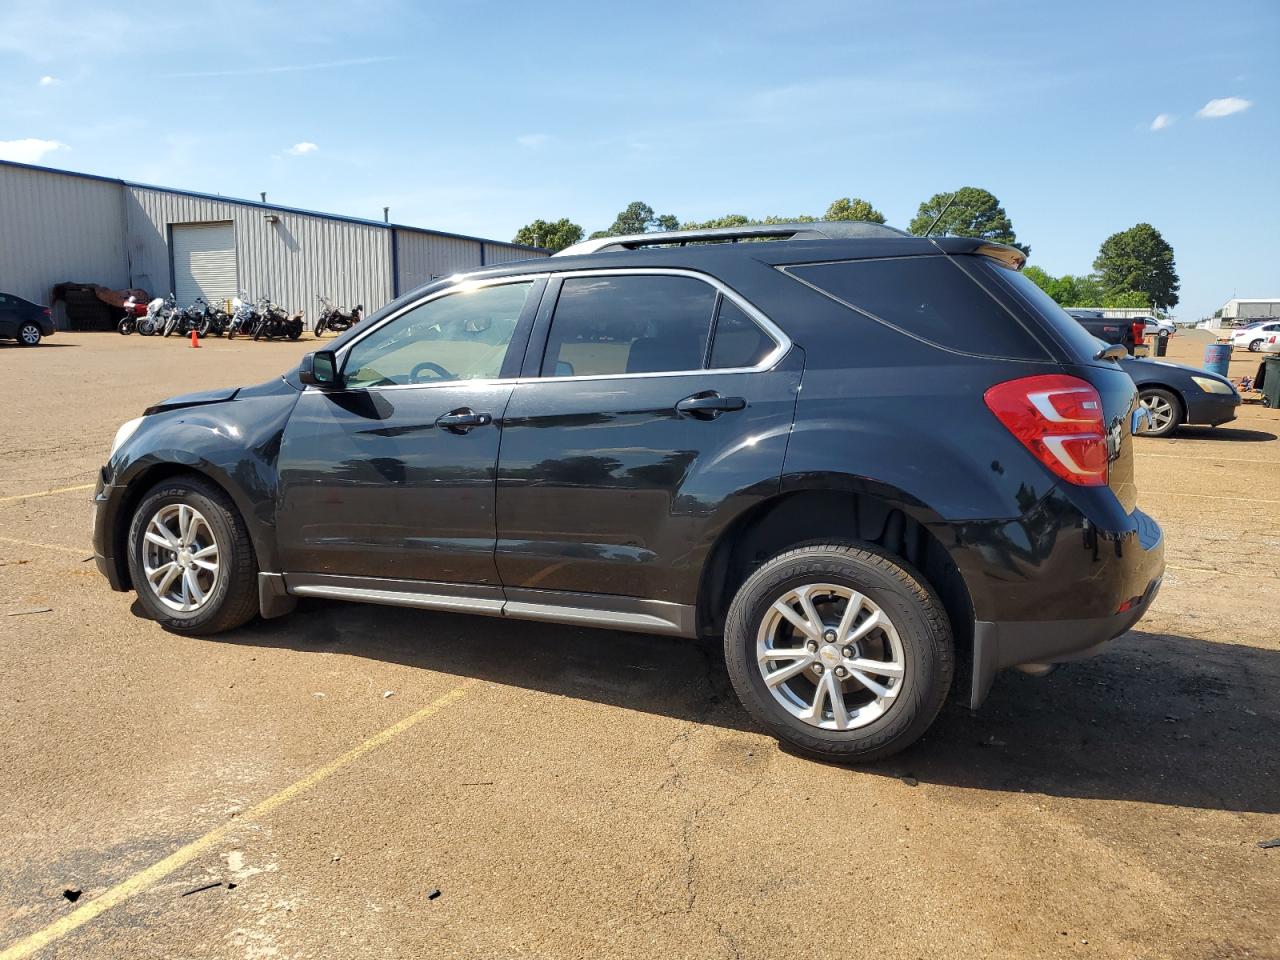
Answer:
1262;356;1280;409
1156;331;1170;357
1204;342;1232;378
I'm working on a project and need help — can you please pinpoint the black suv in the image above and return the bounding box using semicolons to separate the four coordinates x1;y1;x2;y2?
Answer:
92;222;1164;761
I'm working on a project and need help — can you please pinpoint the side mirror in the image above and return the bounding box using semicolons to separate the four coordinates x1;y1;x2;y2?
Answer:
300;350;341;388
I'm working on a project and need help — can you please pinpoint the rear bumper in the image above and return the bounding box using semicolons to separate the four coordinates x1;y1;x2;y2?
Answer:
969;574;1162;707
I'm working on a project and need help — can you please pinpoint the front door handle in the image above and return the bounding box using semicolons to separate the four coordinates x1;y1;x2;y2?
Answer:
436;407;493;433
675;391;747;420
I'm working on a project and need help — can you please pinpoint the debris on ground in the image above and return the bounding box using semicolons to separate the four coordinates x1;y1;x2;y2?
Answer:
1258;838;1280;849
7;606;52;616
382;691;395;698
62;889;81;903
181;881;236;896
426;888;442;900
900;775;919;787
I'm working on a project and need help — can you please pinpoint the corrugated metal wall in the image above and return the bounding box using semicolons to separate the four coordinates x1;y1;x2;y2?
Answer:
125;187;394;321
395;230;547;294
0;164;127;306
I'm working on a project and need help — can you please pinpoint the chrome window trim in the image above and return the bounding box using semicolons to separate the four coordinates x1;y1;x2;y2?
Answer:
303;267;791;394
536;268;789;380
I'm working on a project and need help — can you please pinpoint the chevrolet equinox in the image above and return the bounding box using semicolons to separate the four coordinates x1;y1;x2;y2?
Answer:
92;222;1165;761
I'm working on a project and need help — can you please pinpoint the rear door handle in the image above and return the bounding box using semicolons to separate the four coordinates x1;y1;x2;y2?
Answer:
675;391;747;419
435;407;493;433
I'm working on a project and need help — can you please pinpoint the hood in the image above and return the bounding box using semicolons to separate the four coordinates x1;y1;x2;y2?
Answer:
144;386;240;415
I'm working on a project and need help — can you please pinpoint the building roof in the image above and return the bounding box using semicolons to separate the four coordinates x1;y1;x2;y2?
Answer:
0;158;547;254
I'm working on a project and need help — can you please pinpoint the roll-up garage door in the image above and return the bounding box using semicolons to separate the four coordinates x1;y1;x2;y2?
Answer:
172;222;237;305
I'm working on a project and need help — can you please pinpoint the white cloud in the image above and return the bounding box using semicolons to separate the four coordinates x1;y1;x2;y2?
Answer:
286;142;318;156
1149;113;1174;131
38;75;57;86
1196;96;1252;119
0;138;68;163
516;133;550;148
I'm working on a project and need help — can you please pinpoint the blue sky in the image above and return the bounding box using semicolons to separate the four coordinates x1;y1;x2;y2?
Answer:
1;0;1275;320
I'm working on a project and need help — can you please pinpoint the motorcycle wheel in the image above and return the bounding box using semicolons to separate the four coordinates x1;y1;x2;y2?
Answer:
314;319;326;338
288;322;302;341
118;319;134;335
139;319;155;336
198;319;211;339
253;323;265;341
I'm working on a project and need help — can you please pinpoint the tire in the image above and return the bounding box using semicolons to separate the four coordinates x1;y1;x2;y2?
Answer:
314;318;327;338
1138;387;1182;437
17;322;42;346
127;476;260;635
1249;339;1263;352
118;319;134;335
723;542;953;763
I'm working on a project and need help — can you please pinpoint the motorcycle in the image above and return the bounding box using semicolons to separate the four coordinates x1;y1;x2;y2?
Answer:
226;292;260;339
136;295;175;337
314;296;362;337
252;295;303;341
117;295;148;335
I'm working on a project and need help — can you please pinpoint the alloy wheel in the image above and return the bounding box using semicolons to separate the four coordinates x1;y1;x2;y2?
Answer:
1140;393;1175;432
756;583;906;731
19;324;41;345
142;503;220;613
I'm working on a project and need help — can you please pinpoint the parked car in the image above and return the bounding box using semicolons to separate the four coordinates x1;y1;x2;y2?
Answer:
1066;309;1149;357
91;221;1165;763
1232;321;1280;352
0;291;54;346
1138;316;1175;337
1121;352;1240;437
1260;333;1280;354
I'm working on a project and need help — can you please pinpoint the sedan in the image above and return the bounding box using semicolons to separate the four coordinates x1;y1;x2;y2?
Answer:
1124;355;1240;437
0;291;54;346
1231;321;1280;352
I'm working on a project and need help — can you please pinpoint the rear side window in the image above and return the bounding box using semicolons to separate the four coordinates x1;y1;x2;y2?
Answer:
542;275;716;377
977;261;1106;363
787;256;1049;360
709;298;776;369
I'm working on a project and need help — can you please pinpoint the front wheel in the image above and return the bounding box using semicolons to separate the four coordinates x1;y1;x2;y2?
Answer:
118;319;134;335
1139;387;1182;437
17;322;42;346
127;477;260;634
724;543;953;763
313;318;327;337
1249;339;1263;352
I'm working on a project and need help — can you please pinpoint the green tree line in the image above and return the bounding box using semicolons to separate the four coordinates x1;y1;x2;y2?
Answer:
514;189;1179;310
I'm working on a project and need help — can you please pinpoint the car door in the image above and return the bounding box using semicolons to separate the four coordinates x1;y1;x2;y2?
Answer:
495;270;802;615
276;275;545;595
0;295;16;337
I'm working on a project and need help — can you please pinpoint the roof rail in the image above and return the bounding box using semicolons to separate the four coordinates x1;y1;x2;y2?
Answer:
554;220;911;257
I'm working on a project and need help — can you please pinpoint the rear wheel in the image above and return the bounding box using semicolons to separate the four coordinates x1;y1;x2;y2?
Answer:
127;477;259;634
1249;338;1263;352
1139;387;1182;437
724;543;953;763
18;322;42;346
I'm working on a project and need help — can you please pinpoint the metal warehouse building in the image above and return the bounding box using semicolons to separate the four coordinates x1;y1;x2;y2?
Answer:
0;159;547;328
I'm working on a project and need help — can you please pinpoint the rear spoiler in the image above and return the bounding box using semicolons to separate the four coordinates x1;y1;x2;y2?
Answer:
974;242;1026;272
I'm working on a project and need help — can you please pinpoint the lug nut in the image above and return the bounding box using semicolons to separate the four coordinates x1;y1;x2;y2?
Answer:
823;629;837;642
806;640;818;653
813;663;824;675
835;666;848;678
842;646;854;658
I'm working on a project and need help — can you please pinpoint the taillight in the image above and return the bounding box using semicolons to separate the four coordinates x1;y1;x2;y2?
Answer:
42;307;51;315
1131;321;1145;346
984;375;1108;487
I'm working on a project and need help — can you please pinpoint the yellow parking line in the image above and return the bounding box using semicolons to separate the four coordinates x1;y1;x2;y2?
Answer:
0;483;95;504
0;680;475;960
0;536;87;556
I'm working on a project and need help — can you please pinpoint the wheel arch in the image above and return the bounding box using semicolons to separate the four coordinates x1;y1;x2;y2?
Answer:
696;485;975;684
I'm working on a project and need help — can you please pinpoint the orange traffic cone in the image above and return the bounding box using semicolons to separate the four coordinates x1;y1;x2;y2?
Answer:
190;329;200;348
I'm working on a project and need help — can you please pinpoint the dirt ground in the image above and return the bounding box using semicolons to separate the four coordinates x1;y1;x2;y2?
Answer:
0;330;1276;960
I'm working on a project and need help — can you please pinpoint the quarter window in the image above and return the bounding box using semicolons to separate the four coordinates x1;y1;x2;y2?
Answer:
342;281;533;387
709;298;777;369
541;275;717;377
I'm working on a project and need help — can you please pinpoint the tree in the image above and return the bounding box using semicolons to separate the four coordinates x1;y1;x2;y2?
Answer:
513;217;583;253
681;213;820;229
1103;289;1151;310
589;201;679;239
908;186;1029;255
824;197;885;224
1093;223;1179;310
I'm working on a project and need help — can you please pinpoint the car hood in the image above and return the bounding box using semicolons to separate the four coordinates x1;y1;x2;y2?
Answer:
142;375;300;416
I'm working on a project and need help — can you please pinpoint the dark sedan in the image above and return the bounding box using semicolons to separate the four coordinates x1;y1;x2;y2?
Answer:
1123;354;1239;437
0;291;54;346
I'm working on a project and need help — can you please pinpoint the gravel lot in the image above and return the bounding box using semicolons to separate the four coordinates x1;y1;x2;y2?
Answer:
1;331;1277;959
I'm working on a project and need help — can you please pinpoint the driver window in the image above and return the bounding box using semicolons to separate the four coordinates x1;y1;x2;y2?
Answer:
342;281;533;387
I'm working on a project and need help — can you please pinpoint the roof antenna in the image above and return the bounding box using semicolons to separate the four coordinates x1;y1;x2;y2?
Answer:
921;192;958;238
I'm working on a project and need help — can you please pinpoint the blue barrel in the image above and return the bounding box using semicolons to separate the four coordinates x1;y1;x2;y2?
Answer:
1204;343;1232;378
